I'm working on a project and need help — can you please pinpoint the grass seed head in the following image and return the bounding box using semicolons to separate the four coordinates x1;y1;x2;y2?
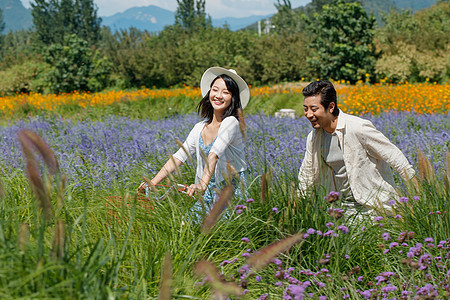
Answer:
247;233;304;270
158;251;173;300
201;185;233;233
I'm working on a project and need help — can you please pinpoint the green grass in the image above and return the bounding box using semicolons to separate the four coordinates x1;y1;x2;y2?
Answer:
0;147;448;298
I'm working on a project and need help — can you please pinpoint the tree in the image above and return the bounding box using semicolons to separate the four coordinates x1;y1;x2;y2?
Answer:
44;34;93;93
271;0;304;35
175;0;211;31
0;8;5;34
31;0;101;46
305;0;377;83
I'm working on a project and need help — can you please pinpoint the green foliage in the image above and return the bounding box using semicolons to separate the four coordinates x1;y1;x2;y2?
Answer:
0;30;35;70
271;0;305;35
375;1;450;82
31;0;101;47
87;51;113;92
0;60;51;94
305;0;377;83
0;125;448;298
0;8;4;34
175;0;211;32
43;34;93;93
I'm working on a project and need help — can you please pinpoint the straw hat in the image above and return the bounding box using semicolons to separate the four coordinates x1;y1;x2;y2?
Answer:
200;67;250;109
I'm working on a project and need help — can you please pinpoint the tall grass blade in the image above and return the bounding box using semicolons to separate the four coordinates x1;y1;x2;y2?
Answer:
19;129;59;175
201;185;233;234
158;251;172;300
417;149;435;181
194;260;242;299
175;139;193;163
52;219;65;260
260;173;267;203
238;108;246;139
18;223;29;253
247;233;304;271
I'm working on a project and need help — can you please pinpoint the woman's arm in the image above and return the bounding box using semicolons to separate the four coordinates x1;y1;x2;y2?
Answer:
138;157;183;191
186;152;218;197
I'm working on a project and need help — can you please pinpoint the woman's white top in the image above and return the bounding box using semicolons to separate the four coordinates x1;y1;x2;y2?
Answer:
173;116;247;184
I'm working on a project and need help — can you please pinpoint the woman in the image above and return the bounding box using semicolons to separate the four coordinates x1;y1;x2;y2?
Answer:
138;67;250;211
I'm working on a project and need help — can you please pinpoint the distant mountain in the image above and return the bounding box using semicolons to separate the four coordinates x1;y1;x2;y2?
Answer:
212;14;273;31
102;5;271;32
392;0;437;11
0;0;32;32
1;0;439;34
101;5;174;32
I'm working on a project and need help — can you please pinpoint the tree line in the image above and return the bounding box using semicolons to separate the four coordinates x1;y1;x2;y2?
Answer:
0;0;448;95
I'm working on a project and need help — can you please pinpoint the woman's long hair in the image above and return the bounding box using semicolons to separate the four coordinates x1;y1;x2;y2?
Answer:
197;74;241;123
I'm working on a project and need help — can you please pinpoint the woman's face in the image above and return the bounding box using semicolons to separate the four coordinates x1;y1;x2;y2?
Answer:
209;78;232;114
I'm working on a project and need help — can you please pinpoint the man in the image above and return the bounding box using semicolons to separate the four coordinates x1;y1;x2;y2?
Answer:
298;80;416;215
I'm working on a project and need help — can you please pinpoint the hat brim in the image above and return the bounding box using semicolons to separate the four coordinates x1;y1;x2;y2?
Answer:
200;67;250;109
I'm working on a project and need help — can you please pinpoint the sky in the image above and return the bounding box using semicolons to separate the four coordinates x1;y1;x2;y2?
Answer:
21;0;311;18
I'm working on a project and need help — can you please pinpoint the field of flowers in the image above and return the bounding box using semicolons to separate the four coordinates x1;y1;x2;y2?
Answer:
0;82;449;298
0;108;449;298
1;82;449;118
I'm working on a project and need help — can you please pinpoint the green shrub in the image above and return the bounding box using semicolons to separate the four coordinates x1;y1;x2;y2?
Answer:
0;61;51;95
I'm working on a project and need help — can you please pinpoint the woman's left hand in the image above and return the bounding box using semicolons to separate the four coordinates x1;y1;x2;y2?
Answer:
187;183;206;197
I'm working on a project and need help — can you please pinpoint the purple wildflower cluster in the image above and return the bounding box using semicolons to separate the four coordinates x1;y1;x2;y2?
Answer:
205;218;450;299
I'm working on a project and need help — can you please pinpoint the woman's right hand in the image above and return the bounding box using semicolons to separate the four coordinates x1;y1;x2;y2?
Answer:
137;181;153;193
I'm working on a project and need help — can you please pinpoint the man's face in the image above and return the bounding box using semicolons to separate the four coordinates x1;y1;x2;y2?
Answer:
303;95;335;131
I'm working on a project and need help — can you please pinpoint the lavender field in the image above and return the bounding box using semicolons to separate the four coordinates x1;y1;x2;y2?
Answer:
0;112;449;299
1;112;448;187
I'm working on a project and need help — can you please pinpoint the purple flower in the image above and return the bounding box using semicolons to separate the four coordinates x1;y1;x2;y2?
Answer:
413;196;420;201
287;284;305;298
275;281;283;287
389;242;399;249
357;276;364;282
236;209;243;214
324;191;339;203
273;258;282;265
374;216;383;222
399;196;409;203
317;230;323;236
323;230;336;237
337;225;349;234
259;293;268;300
272;207;279;213
241;237;250;243
382;284;398;293
307;228;316;235
242;252;250;257
394;214;402;219
246;198;255;203
256;275;262;282
381;232;391;241
345;254;350;259
424;237;433;243
326;222;334;228
319;296;327;300
388;199;396;206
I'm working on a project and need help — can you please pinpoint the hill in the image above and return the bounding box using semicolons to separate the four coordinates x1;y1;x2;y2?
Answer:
0;0;439;33
0;0;32;32
101;5;272;32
